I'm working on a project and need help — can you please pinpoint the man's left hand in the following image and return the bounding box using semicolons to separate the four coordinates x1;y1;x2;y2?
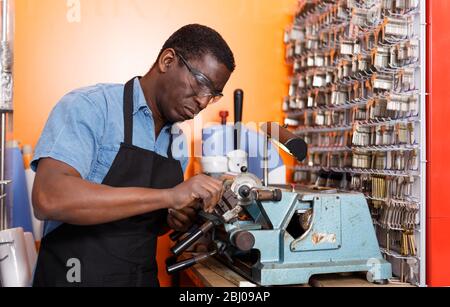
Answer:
167;207;197;232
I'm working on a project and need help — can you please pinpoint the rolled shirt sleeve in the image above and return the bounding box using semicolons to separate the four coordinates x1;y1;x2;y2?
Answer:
31;91;105;179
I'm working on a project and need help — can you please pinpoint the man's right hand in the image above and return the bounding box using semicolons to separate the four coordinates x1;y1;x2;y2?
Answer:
168;174;224;213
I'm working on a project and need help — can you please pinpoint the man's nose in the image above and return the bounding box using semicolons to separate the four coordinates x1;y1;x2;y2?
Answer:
194;96;209;111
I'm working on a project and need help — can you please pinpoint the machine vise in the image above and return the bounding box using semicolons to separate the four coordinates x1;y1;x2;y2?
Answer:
167;172;392;286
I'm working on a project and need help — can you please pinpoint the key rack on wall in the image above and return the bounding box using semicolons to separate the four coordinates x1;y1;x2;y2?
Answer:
283;0;426;286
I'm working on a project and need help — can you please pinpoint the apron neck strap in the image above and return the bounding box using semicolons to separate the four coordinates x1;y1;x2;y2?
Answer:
123;77;136;146
167;132;174;160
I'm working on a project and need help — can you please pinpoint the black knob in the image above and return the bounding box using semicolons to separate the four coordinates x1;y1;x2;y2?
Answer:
273;189;282;202
238;185;251;199
232;231;256;252
234;89;244;124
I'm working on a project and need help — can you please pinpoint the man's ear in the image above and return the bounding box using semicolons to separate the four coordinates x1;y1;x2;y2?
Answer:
158;48;176;73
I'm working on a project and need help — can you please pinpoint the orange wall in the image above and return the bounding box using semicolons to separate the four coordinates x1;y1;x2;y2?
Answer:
14;0;297;147
14;0;297;286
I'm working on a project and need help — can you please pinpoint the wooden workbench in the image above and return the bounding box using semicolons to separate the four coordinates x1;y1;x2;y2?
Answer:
178;256;413;287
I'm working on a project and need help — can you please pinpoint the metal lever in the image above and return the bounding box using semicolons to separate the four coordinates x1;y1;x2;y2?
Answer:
167;250;217;275
171;221;215;256
234;89;244;150
169;225;200;242
169;231;184;242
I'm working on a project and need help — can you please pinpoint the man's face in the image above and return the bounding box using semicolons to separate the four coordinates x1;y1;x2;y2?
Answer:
157;50;232;123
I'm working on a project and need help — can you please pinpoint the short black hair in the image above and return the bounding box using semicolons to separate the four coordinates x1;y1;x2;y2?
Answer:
158;24;236;72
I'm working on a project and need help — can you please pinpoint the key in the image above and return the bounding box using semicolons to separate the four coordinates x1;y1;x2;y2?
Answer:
408;123;415;145
372;176;378;199
407;258;418;284
386;202;395;229
399;203;408;229
381;202;390;228
374;46;390;68
393;202;402;229
409;230;416;256
401;230;409;256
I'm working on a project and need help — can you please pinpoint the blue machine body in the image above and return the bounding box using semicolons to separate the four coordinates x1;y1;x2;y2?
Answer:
221;189;392;286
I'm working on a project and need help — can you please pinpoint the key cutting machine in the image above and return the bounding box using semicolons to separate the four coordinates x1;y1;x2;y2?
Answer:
166;123;392;286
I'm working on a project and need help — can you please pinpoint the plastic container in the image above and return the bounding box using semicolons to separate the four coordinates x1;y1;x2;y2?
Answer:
0;227;31;287
23;145;43;240
200;156;228;174
6;141;33;233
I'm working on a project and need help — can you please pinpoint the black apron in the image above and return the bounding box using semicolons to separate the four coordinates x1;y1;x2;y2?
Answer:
33;77;184;287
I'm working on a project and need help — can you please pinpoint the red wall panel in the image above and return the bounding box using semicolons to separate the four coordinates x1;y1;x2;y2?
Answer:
427;0;450;287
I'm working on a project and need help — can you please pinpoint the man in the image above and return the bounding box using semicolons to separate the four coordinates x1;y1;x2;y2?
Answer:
31;24;235;287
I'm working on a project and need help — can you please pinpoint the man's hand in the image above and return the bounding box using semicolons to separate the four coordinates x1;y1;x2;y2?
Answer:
168;174;224;213
167;207;197;232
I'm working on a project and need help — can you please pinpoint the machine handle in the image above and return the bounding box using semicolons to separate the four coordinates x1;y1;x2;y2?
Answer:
169;231;184;242
252;189;283;202
234;89;244;150
167;250;217;275
169;225;200;242
171;221;215;256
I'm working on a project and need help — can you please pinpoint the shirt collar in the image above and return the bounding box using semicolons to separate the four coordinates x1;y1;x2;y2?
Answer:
132;77;173;135
132;77;151;115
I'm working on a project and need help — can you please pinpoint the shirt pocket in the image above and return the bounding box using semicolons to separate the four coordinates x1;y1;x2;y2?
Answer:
89;145;120;183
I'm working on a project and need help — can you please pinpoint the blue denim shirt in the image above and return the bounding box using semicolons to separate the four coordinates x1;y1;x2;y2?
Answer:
31;78;189;235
